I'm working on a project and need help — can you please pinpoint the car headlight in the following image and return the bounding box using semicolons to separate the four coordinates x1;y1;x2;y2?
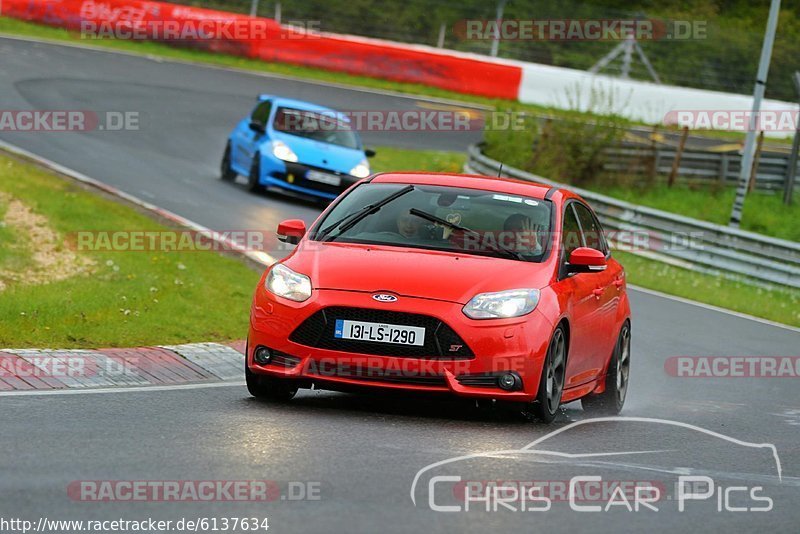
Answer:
266;264;312;302
463;289;540;319
349;159;370;178
272;140;298;163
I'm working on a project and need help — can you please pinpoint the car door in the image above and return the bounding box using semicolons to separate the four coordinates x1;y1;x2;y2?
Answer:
574;203;622;369
573;202;620;371
557;202;612;388
234;100;272;171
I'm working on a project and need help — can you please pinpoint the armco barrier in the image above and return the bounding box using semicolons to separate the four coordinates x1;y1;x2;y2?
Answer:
1;0;520;99
465;144;800;289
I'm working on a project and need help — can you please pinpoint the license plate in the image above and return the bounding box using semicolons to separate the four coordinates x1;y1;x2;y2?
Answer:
306;170;342;186
334;319;425;346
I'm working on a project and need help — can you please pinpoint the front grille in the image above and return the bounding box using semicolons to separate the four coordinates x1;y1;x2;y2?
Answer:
290;306;474;359
310;362;446;386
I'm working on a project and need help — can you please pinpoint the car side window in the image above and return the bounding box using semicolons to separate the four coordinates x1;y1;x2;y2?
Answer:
562;204;583;259
251;101;272;126
573;203;608;255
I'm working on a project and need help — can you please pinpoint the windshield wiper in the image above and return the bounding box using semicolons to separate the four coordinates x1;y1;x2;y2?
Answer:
408;208;526;262
317;185;415;242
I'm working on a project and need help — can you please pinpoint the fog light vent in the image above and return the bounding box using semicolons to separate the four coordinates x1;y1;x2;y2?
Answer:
254;346;271;365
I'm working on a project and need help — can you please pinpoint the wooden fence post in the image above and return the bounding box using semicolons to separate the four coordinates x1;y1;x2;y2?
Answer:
668;126;690;187
647;125;659;183
748;131;765;193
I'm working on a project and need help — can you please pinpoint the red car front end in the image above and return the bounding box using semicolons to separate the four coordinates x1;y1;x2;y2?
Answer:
247;252;556;403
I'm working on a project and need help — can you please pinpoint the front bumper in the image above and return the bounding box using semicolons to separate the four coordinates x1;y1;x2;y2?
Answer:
259;156;358;200
248;287;554;402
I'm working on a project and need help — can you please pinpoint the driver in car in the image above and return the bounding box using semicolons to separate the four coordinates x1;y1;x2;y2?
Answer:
396;211;422;238
504;213;544;254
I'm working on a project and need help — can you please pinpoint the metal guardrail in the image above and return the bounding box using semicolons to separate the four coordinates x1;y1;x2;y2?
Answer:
465;144;800;289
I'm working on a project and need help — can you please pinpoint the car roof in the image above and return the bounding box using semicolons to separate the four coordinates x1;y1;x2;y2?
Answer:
370;172;561;201
258;94;346;119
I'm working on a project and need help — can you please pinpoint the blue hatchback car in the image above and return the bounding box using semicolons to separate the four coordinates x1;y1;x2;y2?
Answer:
221;95;375;201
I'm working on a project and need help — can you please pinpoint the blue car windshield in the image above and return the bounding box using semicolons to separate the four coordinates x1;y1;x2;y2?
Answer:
272;107;361;150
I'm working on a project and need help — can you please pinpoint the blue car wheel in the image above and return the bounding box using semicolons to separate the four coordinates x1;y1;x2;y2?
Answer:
220;143;236;182
247;153;264;193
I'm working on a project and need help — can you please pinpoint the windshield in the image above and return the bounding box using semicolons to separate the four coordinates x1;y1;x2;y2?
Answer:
272;107;361;150
313;183;552;262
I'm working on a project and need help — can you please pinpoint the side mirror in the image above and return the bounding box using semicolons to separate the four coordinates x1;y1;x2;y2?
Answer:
364;148;377;158
567;247;607;273
277;219;306;245
249;121;266;134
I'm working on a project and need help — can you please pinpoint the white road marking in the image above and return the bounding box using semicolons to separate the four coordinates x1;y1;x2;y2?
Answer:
0;380;245;397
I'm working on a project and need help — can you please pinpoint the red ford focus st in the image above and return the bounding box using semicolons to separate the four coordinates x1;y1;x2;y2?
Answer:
246;172;631;422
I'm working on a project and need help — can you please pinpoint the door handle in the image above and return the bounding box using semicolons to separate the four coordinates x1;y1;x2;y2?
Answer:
592;288;605;298
613;279;624;288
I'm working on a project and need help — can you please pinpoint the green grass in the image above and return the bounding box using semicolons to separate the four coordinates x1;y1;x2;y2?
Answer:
592;183;800;243
370;146;466;174
615;251;800;327
0;154;260;348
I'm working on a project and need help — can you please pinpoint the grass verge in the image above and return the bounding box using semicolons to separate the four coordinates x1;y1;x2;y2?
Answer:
615;251;799;328
0;154;259;348
370;146;466;174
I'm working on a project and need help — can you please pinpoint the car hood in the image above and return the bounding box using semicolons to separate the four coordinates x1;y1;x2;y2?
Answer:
268;131;365;173
284;242;554;304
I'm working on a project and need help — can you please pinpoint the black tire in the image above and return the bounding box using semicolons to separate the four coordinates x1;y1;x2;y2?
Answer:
527;324;567;423
582;321;631;415
245;364;298;401
247;153;265;193
220;144;237;181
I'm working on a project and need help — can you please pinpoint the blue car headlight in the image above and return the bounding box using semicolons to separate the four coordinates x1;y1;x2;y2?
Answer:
272;140;299;163
349;158;370;178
